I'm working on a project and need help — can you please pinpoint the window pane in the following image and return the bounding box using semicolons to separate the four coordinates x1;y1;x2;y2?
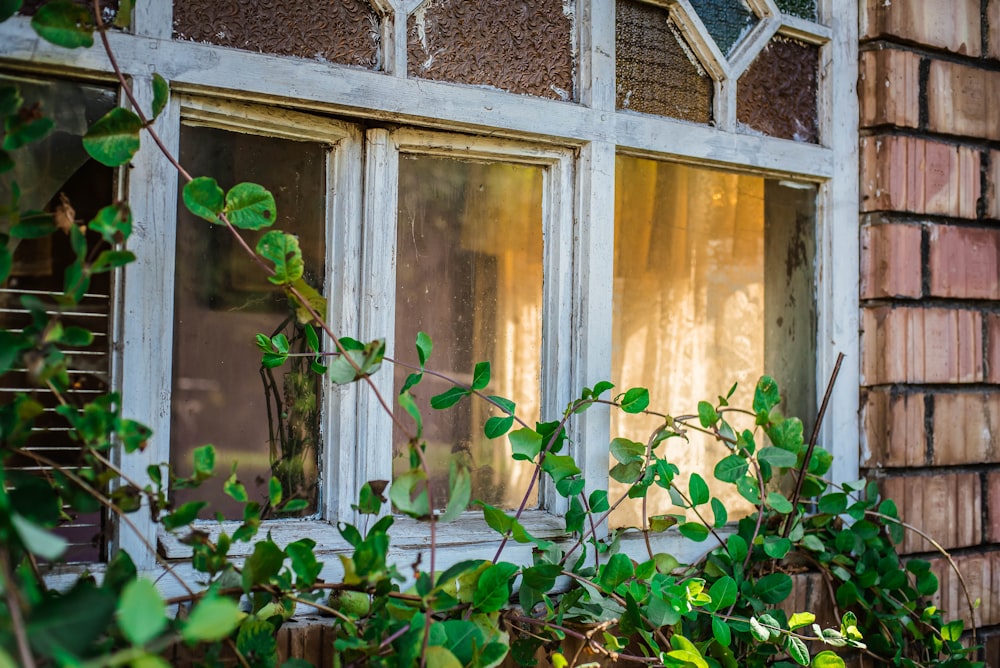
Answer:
394;156;543;511
171;126;326;520
611;156;816;527
616;0;713;123
407;0;574;100
0;75;116;562
687;0;758;56
173;0;382;69
738;37;820;143
775;0;818;22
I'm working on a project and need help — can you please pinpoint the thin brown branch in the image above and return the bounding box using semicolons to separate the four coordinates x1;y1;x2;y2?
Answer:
0;550;35;668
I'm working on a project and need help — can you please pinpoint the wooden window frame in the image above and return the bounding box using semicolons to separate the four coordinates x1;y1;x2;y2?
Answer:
0;0;858;594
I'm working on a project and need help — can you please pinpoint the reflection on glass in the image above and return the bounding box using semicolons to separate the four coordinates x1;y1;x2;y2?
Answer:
0;75;116;562
172;126;326;520
611;156;816;528
394;155;543;511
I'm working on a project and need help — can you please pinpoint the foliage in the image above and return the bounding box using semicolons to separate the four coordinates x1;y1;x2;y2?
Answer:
0;2;984;668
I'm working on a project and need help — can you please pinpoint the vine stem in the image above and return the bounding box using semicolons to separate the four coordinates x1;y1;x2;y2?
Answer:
0;550;35;668
505;614;658;665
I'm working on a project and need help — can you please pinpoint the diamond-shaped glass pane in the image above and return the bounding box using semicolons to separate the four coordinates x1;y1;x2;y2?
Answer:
616;0;713;123
776;0;818;21
173;0;382;68
688;0;757;55
738;37;819;142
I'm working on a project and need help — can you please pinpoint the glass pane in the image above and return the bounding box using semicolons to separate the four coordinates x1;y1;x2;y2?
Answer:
407;0;574;100
611;156;816;528
0;75;116;562
173;0;382;69
688;0;758;56
776;0;818;22
394;156;544;511
616;0;713;123
738;37;820;143
171;126;326;520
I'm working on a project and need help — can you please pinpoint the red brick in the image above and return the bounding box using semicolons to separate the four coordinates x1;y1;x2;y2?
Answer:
931;393;1000;465
861;306;984;385
861;389;926;467
989;150;1000;220
990;0;1000;60
931;551;1000;628
862;0;982;56
988;314;1000;382
989;472;1000;543
881;473;981;553
927;59;1000;141
860;222;923;299
860;136;981;218
927;224;1000;299
859;48;920;130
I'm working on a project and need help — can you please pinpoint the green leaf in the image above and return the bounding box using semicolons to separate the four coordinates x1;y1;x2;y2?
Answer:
430;386;469;409
83;107;143;167
268;476;282;507
286;539;322;586
754;572;793;604
0;0;21;22
9;215;56;239
118;578;167;645
763;536;792;559
698;400;718;427
712;616;732;647
689;473;710;506
415;330;432;366
589;489;610;513
818;493;847;515
753;376;780;414
714;455;748;483
225;182;276;229
541;454;580;484
472;360;490;390
181;596;242;643
768;417;805;452
509;428;543;462
224;472;248;502
27;581;115;658
91;249;136;272
789;612;816;630
31;1;94;48
237;619;278;665
183;177;225;222
151;73;169;119
710;497;727;527
11;513;67;560
257;230;303;285
242;540;285;592
678;522;709;542
811;651;846;668
390;470;430;518
3;111;53;150
749;616;770;642
89;204;133;244
424;645;464;668
398;390;423;436
473;562;519;612
610;437;645;464
192;444;215;479
599;553;635;590
440;462;471;523
484;415;514;439
708;576;737;611
620;387;649;413
0;245;10;284
609;460;643;484
758;446;798;468
787;636;810;666
767;491;794;514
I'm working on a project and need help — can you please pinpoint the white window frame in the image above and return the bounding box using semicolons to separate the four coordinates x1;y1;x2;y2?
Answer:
0;0;858;591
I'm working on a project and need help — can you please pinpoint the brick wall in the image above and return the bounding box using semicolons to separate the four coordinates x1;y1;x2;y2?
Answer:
860;0;1000;661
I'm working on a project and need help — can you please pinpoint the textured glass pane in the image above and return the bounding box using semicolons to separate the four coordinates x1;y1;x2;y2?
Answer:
19;0;118;20
610;157;816;528
394;156;543;511
0;75;116;562
776;0;818;21
407;0;574;100
172;126;326;520
173;0;382;68
616;0;713;123
738;37;819;143
688;0;757;55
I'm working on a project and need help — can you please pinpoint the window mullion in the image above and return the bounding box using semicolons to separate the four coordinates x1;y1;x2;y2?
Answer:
325;126;365;524
357;128;399;521
113;83;181;569
566;140;616;527
131;1;172;40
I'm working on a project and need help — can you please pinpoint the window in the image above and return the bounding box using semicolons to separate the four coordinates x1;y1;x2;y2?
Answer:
1;0;858;578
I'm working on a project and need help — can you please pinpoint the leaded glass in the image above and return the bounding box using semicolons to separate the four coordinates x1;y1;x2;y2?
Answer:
616;0;713;123
407;0;574;100
688;0;757;56
776;0;818;22
173;0;382;69
738;37;819;143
